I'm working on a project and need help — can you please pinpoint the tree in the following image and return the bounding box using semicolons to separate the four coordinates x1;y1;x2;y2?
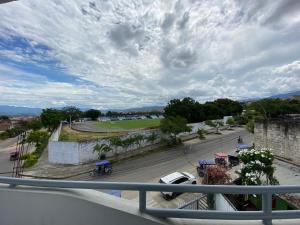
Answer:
247;98;300;119
160;116;191;144
0;115;9;120
93;143;112;160
213;98;243;117
26;130;49;146
110;136;122;148
106;111;120;117
26;130;49;158
226;118;236;126
62;106;82;121
85;109;101;120
146;132;158;147
40;108;63;132
202;166;231;185
122;136;137;151
164;97;243;123
246;120;254;133
202;166;231;209
197;129;206;139
237;148;278;185
205;120;223;134
27;119;43;131
110;136;123;156
164;97;206;123
133;134;145;148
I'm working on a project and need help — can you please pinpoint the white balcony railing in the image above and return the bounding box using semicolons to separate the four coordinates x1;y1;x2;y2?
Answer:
1;176;300;225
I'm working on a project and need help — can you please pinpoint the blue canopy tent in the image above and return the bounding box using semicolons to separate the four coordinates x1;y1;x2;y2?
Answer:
236;144;251;153
95;160;110;166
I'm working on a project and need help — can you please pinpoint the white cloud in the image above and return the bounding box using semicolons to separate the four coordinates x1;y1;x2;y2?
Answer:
0;0;299;109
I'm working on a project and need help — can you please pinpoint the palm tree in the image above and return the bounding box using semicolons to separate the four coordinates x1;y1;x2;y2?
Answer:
93;143;112;160
146;132;158;149
110;136;123;158
134;134;145;148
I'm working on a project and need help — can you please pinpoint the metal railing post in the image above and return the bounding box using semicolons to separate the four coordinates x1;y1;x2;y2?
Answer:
262;193;272;225
139;190;146;213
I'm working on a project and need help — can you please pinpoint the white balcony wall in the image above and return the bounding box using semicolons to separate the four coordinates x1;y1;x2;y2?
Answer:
0;184;167;225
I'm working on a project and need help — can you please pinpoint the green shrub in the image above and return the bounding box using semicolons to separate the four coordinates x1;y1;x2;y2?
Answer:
0;132;9;140
20;153;31;160
197;129;206;139
246;120;254;133
23;153;38;168
59;133;70;141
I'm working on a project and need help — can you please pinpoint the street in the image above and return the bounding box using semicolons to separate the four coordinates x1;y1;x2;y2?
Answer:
82;128;251;183
0;128;252;208
76;128;252;209
0;137;18;174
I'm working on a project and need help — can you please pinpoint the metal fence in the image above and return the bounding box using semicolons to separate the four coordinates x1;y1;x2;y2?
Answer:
1;176;300;225
178;194;208;210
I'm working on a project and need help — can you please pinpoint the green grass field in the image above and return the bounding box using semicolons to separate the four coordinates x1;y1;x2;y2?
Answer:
59;126;123;142
95;118;161;129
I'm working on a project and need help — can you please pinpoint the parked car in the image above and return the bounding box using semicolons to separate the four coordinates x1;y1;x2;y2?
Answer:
159;172;196;199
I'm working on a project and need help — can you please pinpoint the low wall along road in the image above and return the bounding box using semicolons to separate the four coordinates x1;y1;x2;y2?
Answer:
49;125;161;164
48;121;214;165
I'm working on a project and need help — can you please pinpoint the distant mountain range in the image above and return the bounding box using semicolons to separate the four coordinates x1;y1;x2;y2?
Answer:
0;105;42;116
240;90;300;102
268;90;300;99
0;105;165;116
107;106;164;113
0;90;298;116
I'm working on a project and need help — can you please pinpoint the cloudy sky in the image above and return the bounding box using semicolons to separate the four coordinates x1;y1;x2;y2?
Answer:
0;0;300;109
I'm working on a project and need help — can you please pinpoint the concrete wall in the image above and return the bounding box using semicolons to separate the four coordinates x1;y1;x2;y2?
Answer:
48;120;225;165
0;184;167;225
215;194;236;212
50;122;62;141
49;141;80;164
49;129;161;165
254;120;300;164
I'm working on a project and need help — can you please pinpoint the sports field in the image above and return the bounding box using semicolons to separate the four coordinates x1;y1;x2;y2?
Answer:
95;118;161;129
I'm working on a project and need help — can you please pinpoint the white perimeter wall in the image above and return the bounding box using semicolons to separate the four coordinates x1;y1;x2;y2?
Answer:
215;194;236;212
49;129;161;165
48;119;228;165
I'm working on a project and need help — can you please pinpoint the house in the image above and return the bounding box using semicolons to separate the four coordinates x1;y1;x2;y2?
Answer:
0;119;12;131
289;95;300;101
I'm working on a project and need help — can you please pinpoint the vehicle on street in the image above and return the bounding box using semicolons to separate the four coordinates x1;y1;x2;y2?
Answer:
9;151;19;161
159;172;196;200
237;136;243;144
228;155;239;168
236;144;251;153
214;152;228;167
90;160;112;176
196;160;216;177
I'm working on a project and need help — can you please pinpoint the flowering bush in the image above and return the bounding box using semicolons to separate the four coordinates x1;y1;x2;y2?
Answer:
202;166;231;185
238;148;278;185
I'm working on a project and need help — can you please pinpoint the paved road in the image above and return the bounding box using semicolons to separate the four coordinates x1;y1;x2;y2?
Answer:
0;137;18;174
75;128;252;208
0;136;33;175
79;128;251;183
